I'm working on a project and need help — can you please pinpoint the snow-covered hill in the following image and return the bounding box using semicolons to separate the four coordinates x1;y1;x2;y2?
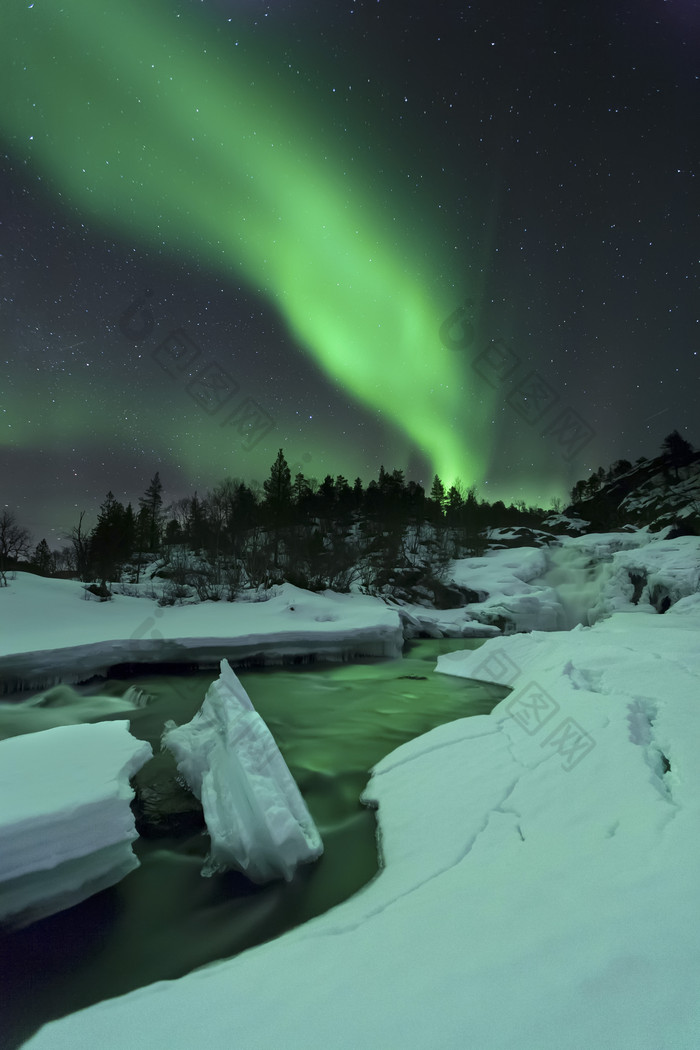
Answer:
566;452;700;532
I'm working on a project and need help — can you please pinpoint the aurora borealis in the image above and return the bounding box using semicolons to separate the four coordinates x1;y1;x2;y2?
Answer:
1;0;698;541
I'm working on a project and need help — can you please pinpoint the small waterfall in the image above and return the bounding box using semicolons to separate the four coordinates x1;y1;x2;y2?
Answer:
542;545;614;630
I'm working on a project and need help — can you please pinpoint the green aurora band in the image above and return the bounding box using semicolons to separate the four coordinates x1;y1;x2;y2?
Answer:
2;0;490;485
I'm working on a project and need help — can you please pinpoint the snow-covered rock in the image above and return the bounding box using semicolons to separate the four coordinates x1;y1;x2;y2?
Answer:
449;532;700;633
0;721;152;928
162;659;323;883
451;546;563;632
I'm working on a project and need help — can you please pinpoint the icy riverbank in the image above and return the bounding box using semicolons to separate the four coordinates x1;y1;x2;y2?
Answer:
0;721;151;927
22;589;700;1048
0;578;404;695
2;531;697;695
4;527;700;1047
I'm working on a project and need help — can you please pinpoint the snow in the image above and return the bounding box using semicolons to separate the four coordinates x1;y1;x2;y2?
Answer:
162;659;323;883
0;721;152;927
3;532;697;698
21;529;700;1049
620;462;700;523
446;530;700;632
0;576;404;694
386;598;499;639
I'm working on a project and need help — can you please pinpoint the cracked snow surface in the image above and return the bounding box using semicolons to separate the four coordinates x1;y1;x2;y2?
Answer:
26;541;700;1050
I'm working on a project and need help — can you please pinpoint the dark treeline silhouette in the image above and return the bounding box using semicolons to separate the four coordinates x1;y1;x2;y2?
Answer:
7;431;695;595
568;431;698;530
570;431;697;505
0;510;31;586
15;453;547;600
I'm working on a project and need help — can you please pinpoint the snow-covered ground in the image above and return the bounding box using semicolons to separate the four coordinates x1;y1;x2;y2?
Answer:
3;527;700;1048
2;530;697;695
0;576;404;695
0;721;151;927
21;545;700;1048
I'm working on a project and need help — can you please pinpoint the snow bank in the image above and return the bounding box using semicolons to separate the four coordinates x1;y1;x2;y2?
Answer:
0;576;403;694
608;533;700;611
387;599;499;639
0;721;152;928
3;532;695;691
450;545;564;632
163;660;323;883
23;594;700;1048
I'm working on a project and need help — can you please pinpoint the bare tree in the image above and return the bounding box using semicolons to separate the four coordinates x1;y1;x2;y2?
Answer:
0;510;31;585
54;545;76;574
69;510;92;582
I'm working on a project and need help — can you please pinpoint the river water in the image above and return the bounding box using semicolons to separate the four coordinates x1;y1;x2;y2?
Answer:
0;639;508;1049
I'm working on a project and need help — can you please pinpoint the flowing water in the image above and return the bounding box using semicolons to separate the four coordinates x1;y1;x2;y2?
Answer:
542;544;614;629
0;639;508;1049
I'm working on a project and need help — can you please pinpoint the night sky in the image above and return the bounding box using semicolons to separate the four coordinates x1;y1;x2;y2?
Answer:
1;0;698;545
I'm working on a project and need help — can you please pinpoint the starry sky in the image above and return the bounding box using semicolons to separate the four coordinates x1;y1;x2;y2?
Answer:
1;0;698;545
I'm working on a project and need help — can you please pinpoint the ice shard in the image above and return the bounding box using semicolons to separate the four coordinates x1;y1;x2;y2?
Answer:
162;659;323;883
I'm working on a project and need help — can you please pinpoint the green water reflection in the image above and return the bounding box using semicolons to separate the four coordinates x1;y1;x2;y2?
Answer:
0;638;508;1048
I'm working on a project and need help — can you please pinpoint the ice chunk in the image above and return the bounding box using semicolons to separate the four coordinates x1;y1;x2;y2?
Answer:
162;659;323;883
0;720;152;928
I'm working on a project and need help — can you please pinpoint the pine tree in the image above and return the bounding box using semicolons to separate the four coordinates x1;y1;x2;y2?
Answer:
429;475;446;515
661;430;695;480
570;479;587;504
335;475;353;516
263;450;292;507
292;472;311;505
187;492;208;551
91;491;129;589
123;503;136;555
446;485;464;516
138;472;164;551
610;459;633;479
405;480;426;521
352;477;364;509
233;482;258;531
263;450;292;565
318;474;336;506
389;468;405;496
32;538;53;575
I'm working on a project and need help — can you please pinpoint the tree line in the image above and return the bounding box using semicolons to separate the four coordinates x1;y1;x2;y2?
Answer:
1;454;548;597
4;429;694;595
569;431;696;505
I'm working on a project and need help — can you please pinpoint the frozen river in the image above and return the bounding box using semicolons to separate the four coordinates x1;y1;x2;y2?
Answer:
0;638;507;1049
